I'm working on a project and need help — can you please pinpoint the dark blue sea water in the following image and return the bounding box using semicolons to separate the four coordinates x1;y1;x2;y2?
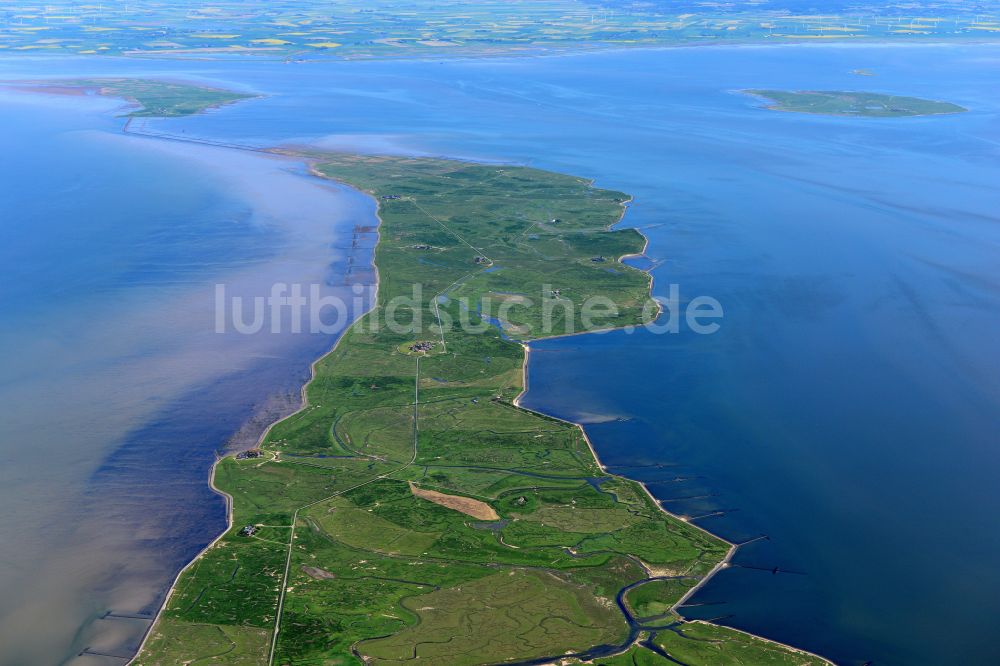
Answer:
2;43;998;665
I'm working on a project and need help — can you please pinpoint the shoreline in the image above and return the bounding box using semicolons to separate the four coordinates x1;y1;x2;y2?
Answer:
508;204;832;664
127;152;384;666
512;332;832;665
0;88;381;666
128;451;235;664
122;146;833;664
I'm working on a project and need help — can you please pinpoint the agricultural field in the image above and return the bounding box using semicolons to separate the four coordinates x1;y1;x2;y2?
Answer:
744;89;968;117
133;149;832;664
0;0;997;59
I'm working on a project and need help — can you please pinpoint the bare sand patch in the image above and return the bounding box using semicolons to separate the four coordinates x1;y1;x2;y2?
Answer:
301;565;336;580
408;482;499;520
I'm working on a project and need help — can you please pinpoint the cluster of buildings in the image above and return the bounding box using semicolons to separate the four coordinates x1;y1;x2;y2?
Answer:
236;449;263;460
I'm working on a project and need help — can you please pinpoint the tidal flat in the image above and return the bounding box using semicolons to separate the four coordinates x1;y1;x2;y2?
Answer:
0;87;376;665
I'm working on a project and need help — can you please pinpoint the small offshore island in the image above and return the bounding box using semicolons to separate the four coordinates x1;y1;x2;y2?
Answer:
18;79;834;665
6;78;255;117
745;89;968;117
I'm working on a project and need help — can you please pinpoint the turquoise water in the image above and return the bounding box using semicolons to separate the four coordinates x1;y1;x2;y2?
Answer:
2;43;999;664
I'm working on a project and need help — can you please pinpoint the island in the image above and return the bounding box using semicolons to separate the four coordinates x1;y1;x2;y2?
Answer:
744;89;968;117
12;77;831;665
132;150;831;665
7;78;256;117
